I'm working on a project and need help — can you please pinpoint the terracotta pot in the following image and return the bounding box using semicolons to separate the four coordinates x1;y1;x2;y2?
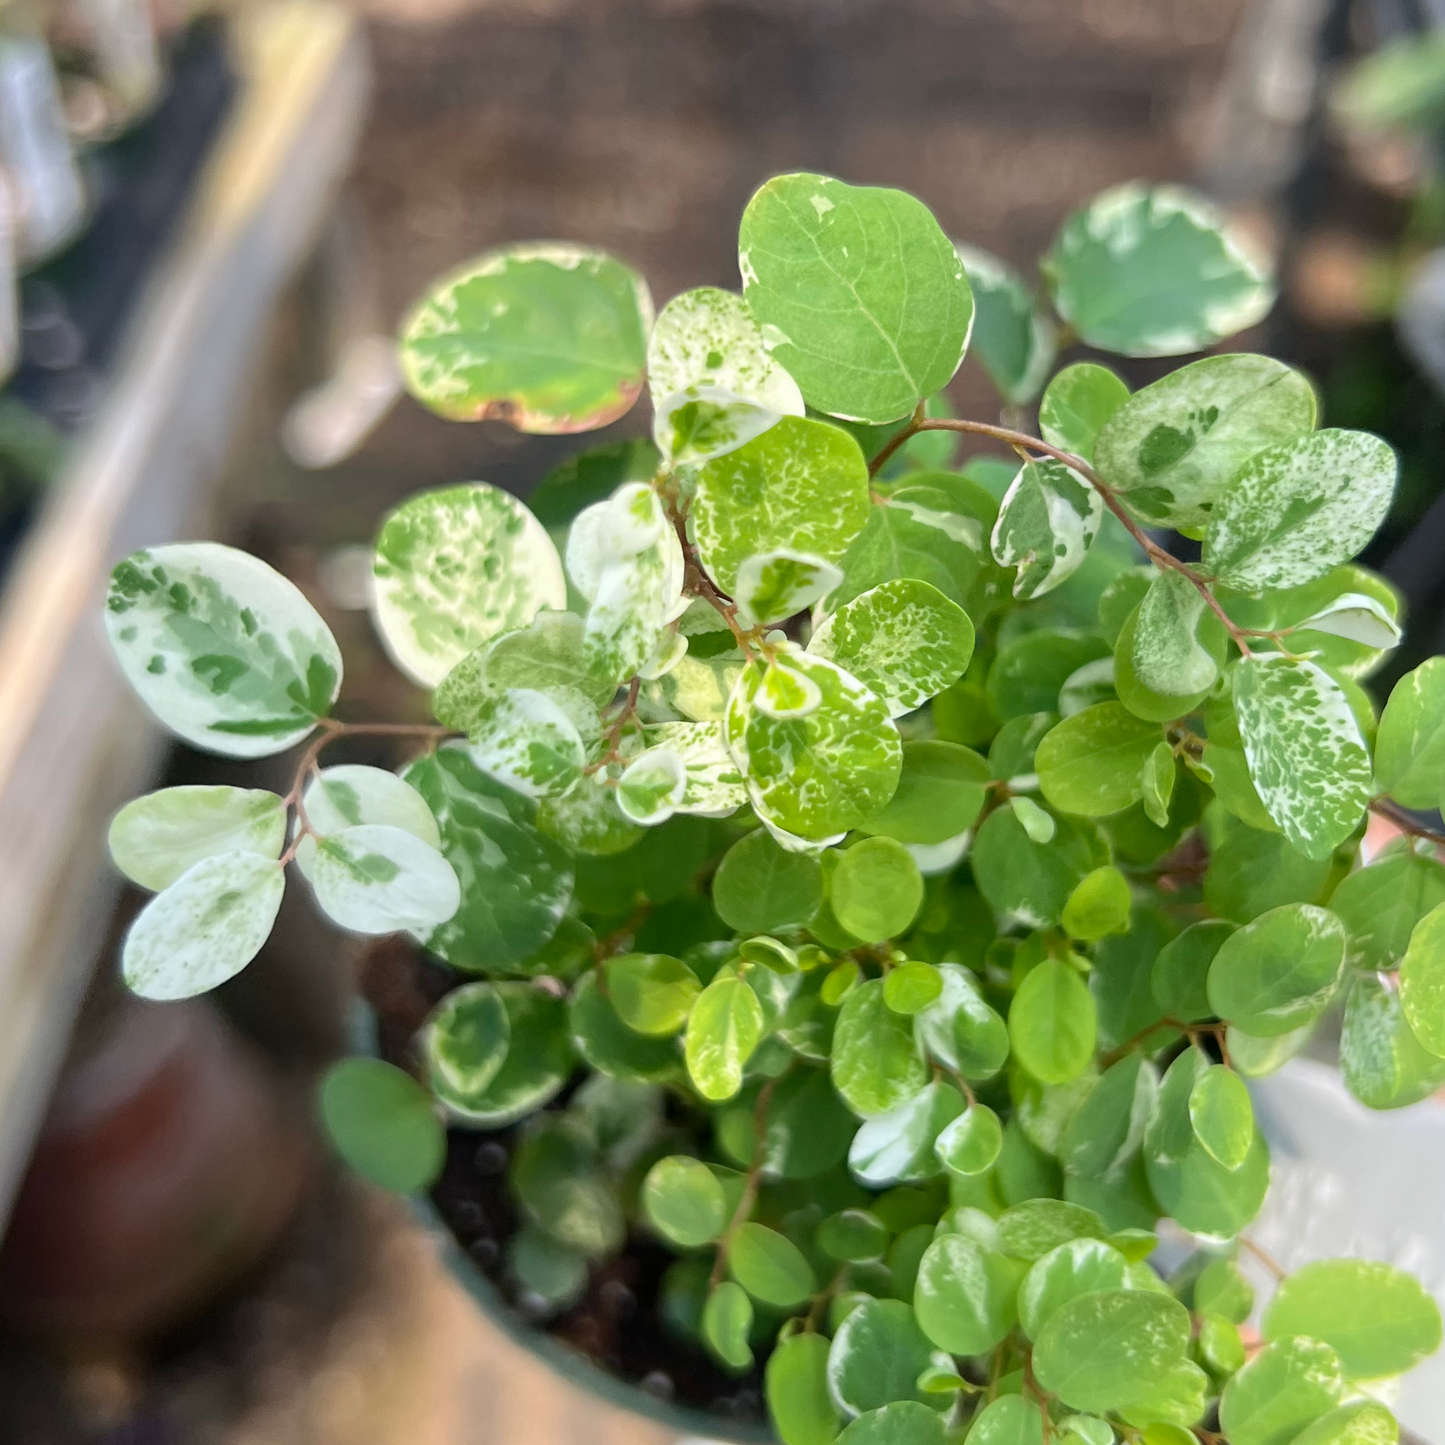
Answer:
0;991;310;1347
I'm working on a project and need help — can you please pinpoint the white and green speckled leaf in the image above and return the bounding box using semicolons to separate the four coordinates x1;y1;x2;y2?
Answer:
466;688;586;800
692;415;870;594
726;646;902;840
298;823;460;935
371;483;566;687
734;549;843;629
1093;354;1317;533
654;385;783;468
647;285;805;415
582;527;685;691
756;653;824;720
1039;363;1130;465
616;746;687;825
398;242;652;432
808;579;974;718
655;653;746;724
1232;655;1372;860
301;765;441;847
1292;592;1402;650
109;785;286;892
1204;429;1397;592
955;243;1056;404
990;459;1102;601
121;851;285;1000
739;173;973;424
646;720;748;816
1131;571;1220;697
105;543;342;758
1042;183;1275;358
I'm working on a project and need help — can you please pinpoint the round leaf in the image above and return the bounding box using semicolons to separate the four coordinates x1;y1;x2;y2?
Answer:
832;837;924;943
857;740;989;845
318;1058;444;1194
991;458;1103;602
730;1221;817;1307
105;543;341;758
569;971;683;1084
827;1297;937;1415
1263;1258;1442;1380
713;828;824;933
1036;704;1162;817
372;483;566;687
831;977;928;1117
424;979;510;1101
108;785;286;892
1206;903;1346;1037
1062;866;1132;941
1219;1337;1345;1445
1151;920;1234;1024
767;1331;842;1445
740;173;972;424
1188;1066;1253;1170
837;1403;945;1445
298;823;460;935
849;1080;963;1187
121;851;284;1001
685;970;766;1101
301;766;440;846
966;1396;1045;1445
1343;972;1445;1109
1017;1237;1130;1339
933;1104;1003;1177
511;1116;623;1257
1009;959;1097;1085
914;963;1010;1082
605;952;701;1036
1289;1403;1401;1445
913;1232;1019;1355
883;962;943;1016
641;1155;728;1248
703;1280;754;1370
1332;850;1445;973
1374;657;1445;809
398;242;651;431
1039;362;1130;464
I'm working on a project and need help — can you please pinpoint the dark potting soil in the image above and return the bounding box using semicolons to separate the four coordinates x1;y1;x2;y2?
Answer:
359;936;770;1427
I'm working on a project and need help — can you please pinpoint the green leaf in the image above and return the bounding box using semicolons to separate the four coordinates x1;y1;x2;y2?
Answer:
1131;572;1221;698
398;242;651;430
883;962;943;1016
1288;1402;1401;1445
1040;362;1130;465
956;243;1056;404
1017;1237;1129;1339
568;971;683;1084
105;543;341;757
1152;919;1234;1023
832;977;929;1117
649;283;802;405
317;1058;444;1194
934;1103;1003;1176
403;748;574;972
727;648;902;840
913;1232;1018;1355
1145;1126;1270;1238
990;460;1102;602
1195;1253;1255;1322
1188;1066;1253;1170
827;1296;938;1414
1140;742;1176;829
1232;656;1372;861
726;1066;858;1179
857;740;989;845
692;414;870;594
1057;1418;1114;1445
849;1080;962;1186
1374;658;1445;808
1113;601;1226;725
1093;354;1316;533
828;469;1005;625
1207;903;1346;1036
735;550;844;629
1204;813;1331;923
1036;703;1161;817
1336;30;1445;129
703;1280;754;1370
832;837;924;943
1011;796;1056;845
108;785;286;892
729;1221;817;1307
511;1116;623;1257
120;851;284;1001
989;630;1111;720
965;1396;1045;1445
426;980;573;1125
712;827;823;933
527;437;660;529
371;483;566;688
1009;960;1097;1085
509;1226;588;1313
1043;184;1275;358
1032;1288;1192;1414
615;747;687;825
685;970;766;1101
1219;1337;1345;1445
604;953;701;1036
1342;972;1445;1109
1204;430;1396;592
1062;866;1131;941
298;824;460;935
1115;1357;1210;1429
997;1199;1107;1261
818;1209;890;1263
1061;1053;1158;1179
1264;1257;1442;1380
739;173;972;424
914;963;1011;1081
767;1332;842;1445
810;579;974;718
970;806;1095;930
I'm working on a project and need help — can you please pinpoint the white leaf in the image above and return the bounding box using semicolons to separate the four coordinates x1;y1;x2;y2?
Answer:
991;458;1102;601
466;688;586;800
1293;591;1402;650
122;851;285;1000
299;823;461;934
616;747;688;824
105;542;342;758
302;765;441;846
638;629;688;681
733;549;843;630
109;785;286;891
647;720;748;817
654;384;782;467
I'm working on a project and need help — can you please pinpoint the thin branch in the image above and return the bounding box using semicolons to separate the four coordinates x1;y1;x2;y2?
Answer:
1239;1235;1287;1281
1370;797;1445;850
709;1076;778;1288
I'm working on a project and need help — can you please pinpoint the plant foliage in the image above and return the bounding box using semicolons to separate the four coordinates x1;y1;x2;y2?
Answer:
103;172;1443;1443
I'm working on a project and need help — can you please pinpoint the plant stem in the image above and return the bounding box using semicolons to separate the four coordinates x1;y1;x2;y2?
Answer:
870;415;1256;656
1239;1234;1287;1280
709;1076;778;1288
1370;797;1445;850
662;493;760;660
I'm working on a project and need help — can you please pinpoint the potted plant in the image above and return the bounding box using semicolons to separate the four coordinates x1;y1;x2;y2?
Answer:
95;171;1445;1444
